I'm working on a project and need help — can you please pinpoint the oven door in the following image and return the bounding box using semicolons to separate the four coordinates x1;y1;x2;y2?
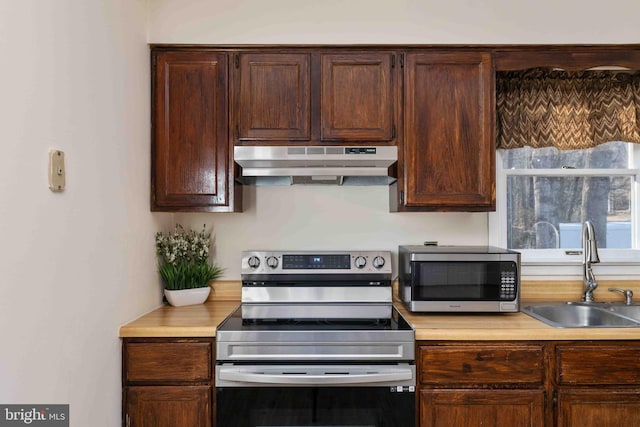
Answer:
215;364;415;427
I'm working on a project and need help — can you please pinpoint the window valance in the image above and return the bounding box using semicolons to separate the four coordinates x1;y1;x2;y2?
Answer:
496;68;640;150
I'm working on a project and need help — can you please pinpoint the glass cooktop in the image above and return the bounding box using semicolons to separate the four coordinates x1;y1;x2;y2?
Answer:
217;304;412;333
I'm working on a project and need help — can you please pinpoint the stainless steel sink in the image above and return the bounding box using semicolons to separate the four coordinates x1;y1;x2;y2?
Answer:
605;304;640;321
522;302;640;328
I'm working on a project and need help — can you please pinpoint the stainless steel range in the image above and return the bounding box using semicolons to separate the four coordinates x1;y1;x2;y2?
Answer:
215;250;415;427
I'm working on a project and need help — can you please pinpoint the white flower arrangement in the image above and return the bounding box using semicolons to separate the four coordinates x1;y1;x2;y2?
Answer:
155;224;223;290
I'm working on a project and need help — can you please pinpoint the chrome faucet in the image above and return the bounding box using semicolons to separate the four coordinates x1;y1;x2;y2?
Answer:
581;220;600;302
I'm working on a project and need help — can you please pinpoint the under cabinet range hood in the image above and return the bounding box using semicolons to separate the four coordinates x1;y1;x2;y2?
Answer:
234;145;398;186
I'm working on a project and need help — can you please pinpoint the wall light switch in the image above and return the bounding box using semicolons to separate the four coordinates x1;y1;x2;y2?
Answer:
49;150;65;192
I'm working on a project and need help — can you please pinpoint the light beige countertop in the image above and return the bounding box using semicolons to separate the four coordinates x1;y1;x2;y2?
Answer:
119;300;239;338
396;303;640;341
120;300;640;340
119;280;640;340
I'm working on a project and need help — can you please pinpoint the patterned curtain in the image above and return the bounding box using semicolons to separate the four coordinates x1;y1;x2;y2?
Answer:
496;68;640;150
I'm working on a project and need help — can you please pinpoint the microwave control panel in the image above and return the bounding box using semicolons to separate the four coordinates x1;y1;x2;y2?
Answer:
500;269;518;300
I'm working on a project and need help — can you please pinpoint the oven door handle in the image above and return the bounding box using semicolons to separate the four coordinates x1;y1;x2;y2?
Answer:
217;365;414;386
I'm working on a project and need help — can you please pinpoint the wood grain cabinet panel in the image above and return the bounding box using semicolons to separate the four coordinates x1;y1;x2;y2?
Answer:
123;339;215;427
320;52;395;141
126;386;212;427
556;344;640;385
420;344;544;386
401;51;494;211
494;47;640;71
417;342;547;427
418;340;640;427
556;389;640;427
125;341;212;383
235;52;311;142
420;389;545;427
233;50;397;145
152;50;240;212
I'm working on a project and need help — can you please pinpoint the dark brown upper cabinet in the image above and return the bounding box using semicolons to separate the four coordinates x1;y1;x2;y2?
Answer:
393;51;495;212
320;53;395;141
235;53;311;142
151;50;241;212
233;50;398;145
493;46;640;71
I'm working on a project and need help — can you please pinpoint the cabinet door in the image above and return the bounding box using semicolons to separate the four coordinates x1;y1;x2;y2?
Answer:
152;51;237;212
235;53;310;142
125;386;211;427
320;52;395;142
420;389;545;427
403;51;494;209
557;389;640;427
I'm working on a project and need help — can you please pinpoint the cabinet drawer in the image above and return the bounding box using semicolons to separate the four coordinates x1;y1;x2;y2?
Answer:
557;344;640;385
125;341;212;383
420;345;544;386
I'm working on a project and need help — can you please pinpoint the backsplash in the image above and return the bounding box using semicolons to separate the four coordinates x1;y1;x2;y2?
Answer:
175;185;488;279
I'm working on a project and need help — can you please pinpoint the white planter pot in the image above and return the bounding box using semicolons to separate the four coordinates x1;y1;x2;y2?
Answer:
164;287;211;307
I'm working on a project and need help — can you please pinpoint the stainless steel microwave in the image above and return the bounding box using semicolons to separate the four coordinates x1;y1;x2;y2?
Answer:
398;245;521;313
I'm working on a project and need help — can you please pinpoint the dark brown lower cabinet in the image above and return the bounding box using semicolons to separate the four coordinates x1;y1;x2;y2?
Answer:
555;342;640;427
557;390;640;427
122;338;215;427
418;342;546;427
418;341;640;427
421;389;545;427
125;386;211;427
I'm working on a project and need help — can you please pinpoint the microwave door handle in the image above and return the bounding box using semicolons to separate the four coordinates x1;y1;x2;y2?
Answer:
218;367;413;386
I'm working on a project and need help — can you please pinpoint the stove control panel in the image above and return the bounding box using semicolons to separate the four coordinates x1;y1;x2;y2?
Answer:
241;250;392;275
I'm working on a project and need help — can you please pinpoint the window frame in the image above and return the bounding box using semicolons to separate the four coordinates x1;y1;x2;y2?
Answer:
489;144;640;280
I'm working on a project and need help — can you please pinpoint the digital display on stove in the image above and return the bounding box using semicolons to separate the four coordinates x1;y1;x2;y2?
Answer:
282;254;351;269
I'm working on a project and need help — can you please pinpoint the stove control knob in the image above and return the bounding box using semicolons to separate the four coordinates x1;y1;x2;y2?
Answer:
247;255;260;269
354;256;367;269
266;256;279;269
372;256;386;269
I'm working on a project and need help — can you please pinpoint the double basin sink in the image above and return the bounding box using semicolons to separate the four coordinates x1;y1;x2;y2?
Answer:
522;302;640;328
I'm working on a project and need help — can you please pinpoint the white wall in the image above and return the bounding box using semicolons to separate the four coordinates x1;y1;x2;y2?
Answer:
149;0;640;279
0;1;171;426
178;187;486;278
148;0;640;44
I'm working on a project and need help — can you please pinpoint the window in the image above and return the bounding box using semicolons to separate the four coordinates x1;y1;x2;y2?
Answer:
492;68;640;277
489;141;640;271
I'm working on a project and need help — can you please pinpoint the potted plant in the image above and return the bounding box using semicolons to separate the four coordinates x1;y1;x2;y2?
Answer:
155;224;224;307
